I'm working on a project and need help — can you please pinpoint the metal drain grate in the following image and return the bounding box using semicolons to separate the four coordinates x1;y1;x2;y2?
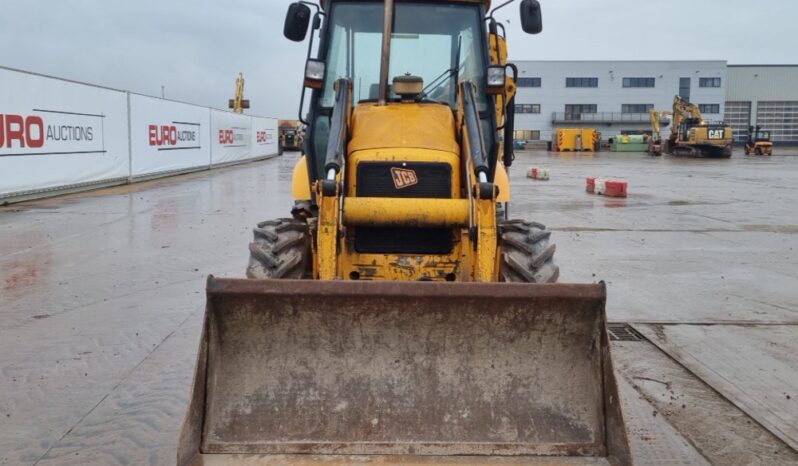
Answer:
607;323;643;342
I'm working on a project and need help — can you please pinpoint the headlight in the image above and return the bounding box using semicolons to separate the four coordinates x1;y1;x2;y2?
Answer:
486;65;506;94
304;59;325;89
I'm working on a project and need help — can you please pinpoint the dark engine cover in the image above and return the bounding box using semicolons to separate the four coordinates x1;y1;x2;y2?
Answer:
354;162;453;254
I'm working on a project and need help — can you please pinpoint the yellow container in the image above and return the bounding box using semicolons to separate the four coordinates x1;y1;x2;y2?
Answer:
555;128;597;152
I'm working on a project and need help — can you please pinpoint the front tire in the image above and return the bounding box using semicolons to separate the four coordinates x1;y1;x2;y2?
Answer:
246;218;312;279
499;219;559;283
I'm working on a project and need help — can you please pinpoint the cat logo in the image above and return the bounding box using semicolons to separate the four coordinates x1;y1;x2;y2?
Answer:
708;129;725;140
391;167;418;189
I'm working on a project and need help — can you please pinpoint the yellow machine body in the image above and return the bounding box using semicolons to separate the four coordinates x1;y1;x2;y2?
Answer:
178;1;632;465
310;98;502;282
667;95;733;157
744;126;773;156
745;140;773;155
288;99;513;281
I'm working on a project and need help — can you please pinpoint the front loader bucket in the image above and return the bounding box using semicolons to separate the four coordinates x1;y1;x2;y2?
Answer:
178;278;631;465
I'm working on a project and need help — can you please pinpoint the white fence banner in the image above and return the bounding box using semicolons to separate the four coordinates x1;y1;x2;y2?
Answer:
129;94;211;177
210;109;251;165
0;68;129;197
250;116;279;157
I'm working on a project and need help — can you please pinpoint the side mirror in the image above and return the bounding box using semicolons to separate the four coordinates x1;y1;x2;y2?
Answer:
284;2;311;42
520;0;543;34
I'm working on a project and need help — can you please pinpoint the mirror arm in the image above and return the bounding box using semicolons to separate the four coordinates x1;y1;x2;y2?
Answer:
299;1;321;15
487;0;516;20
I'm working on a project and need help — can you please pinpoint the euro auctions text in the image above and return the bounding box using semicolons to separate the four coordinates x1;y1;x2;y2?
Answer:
0;110;105;156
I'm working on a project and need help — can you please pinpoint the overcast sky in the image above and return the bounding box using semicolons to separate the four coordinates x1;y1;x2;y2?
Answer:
1;0;794;118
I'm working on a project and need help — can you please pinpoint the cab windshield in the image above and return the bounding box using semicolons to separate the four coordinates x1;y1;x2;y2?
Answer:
321;2;489;109
309;1;494;179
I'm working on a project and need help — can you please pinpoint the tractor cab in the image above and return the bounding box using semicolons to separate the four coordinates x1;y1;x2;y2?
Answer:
283;0;542;195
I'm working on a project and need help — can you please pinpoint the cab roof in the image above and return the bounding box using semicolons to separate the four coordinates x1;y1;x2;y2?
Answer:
320;0;491;11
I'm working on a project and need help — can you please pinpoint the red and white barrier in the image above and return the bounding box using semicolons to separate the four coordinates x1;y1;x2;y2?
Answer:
527;167;550;180
586;177;627;197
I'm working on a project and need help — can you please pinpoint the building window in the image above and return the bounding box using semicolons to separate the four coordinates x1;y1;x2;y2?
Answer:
679;77;691;102
565;77;598;88
699;77;722;88
622;77;655;88
564;104;597;120
699;104;720;114
514;130;540;141
622;104;654;114
515;104;541;114
565;104;597;113
517;77;541;87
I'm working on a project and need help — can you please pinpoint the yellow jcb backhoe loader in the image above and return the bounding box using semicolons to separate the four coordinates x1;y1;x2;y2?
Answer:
178;1;631;464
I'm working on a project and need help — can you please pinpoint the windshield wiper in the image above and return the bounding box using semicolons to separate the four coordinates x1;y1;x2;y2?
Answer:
419;35;463;103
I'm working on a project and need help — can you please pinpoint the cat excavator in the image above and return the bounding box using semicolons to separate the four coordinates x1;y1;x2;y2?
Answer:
648;108;672;156
177;1;631;464
665;95;733;157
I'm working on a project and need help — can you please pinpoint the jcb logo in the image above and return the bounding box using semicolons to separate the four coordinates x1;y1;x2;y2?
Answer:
708;129;725;140
391;167;418;189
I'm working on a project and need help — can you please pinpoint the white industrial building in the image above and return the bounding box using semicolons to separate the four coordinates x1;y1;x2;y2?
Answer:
726;65;798;144
511;60;798;145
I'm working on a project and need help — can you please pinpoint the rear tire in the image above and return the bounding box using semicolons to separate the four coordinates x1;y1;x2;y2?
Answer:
499;219;559;283
247;218;312;279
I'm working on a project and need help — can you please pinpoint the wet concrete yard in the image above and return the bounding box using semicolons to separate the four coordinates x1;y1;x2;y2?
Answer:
1;149;797;464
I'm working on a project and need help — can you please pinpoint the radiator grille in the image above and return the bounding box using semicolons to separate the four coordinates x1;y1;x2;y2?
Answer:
354;162;454;254
357;162;452;198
